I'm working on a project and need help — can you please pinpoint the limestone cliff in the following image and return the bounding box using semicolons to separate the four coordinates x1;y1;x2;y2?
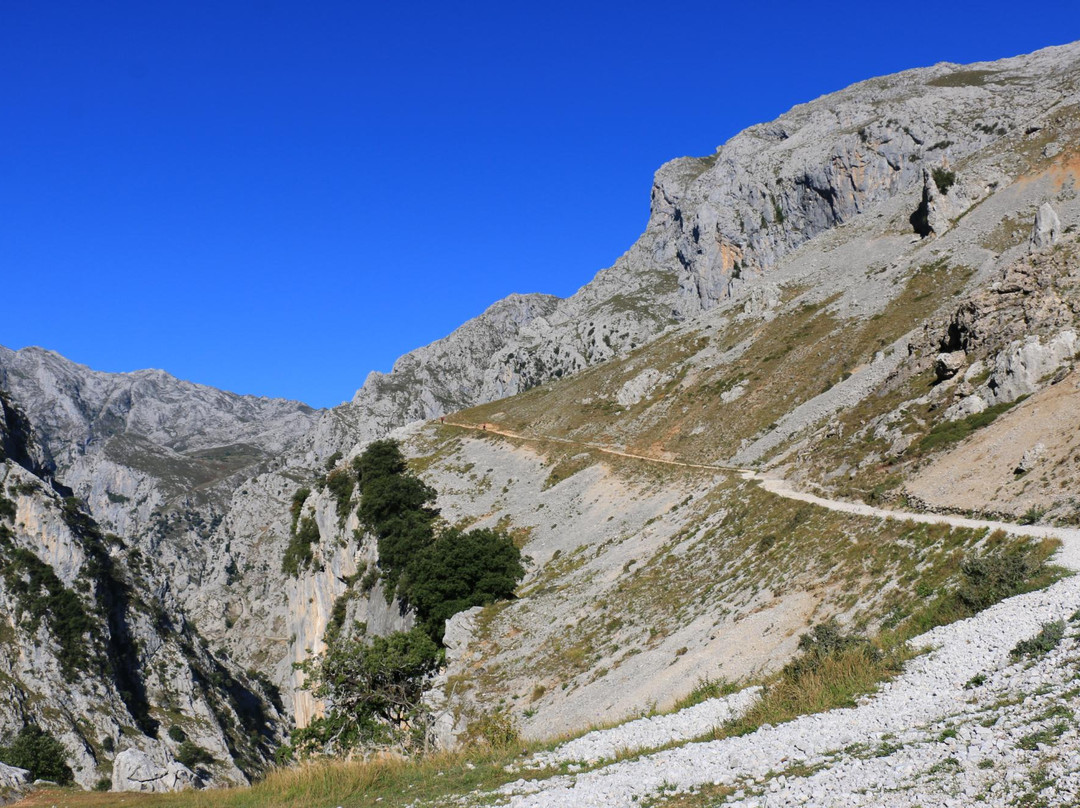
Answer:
322;42;1080;439
0;394;284;791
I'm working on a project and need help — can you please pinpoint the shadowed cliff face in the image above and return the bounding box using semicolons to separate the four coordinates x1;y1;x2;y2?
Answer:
2;41;1080;788
0;392;286;791
0;390;53;480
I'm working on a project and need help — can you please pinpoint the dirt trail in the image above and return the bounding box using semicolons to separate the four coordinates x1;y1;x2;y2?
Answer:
445;421;1080;571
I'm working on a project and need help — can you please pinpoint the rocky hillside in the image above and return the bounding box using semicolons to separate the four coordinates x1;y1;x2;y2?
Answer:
0;392;285;792
412;41;1080;740
325;39;1080;439
3;40;1080;798
0;345;318;529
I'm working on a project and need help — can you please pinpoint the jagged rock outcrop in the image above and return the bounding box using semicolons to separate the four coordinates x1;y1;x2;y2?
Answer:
0;392;52;480
1032;201;1062;249
945;329;1079;420
111;749;196;793
985;330;1078;404
912;161;977;237
927;236;1080;421
938;239;1080;354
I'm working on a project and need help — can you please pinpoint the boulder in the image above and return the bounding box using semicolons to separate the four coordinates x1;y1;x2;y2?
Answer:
111;749;196;793
615;369;669;407
0;762;30;793
1031;202;1061;249
935;351;967;381
986;330;1078;405
740;284;781;320
1016;443;1046;475
720;382;748;403
943;394;988;421
888;433;914;458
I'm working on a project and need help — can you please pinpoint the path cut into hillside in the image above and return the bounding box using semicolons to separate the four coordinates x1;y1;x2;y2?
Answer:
443;425;1080;806
445;420;1080;571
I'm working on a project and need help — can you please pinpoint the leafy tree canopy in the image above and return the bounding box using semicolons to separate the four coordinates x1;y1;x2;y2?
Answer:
0;725;73;784
358;473;438;536
354;439;440;596
375;510;438;595
292;627;441;756
402;527;526;640
355;439;409;487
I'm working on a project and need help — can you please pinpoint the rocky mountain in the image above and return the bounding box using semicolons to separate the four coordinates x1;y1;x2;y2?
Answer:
0;392;286;792
321;39;1079;443
3;39;1080;800
0;345;318;529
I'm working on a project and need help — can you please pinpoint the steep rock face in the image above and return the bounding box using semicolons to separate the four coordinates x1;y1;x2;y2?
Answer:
0;346;319;538
0;399;285;790
308;44;1080;459
0;392;52;480
277;478;412;728
657;47;1073;314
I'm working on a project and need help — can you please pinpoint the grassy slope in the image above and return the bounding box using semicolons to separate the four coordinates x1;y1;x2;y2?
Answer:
459;257;971;467
420;425;1058;716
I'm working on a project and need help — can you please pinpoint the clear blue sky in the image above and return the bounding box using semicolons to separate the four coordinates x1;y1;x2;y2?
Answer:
3;2;1077;408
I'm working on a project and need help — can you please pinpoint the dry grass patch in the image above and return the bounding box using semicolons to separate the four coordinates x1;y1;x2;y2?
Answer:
926;69;999;88
16;746;549;808
456;260;970;469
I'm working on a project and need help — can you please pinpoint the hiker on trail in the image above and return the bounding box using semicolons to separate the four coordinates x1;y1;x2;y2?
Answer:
440;416;445;424
482;423;487;431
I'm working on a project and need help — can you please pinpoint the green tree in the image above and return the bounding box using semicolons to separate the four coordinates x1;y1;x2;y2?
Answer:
401;527;526;640
355;439;408;486
358;473;438;533
957;546;1043;613
375;510;437;595
288;487;311;534
325;468;356;523
174;740;215;770
292;627;441;756
0;725;73;784
281;515;321;576
354;439;439;595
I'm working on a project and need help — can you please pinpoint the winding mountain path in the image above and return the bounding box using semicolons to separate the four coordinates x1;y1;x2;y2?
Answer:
445;420;1080;571
442;424;1080;807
